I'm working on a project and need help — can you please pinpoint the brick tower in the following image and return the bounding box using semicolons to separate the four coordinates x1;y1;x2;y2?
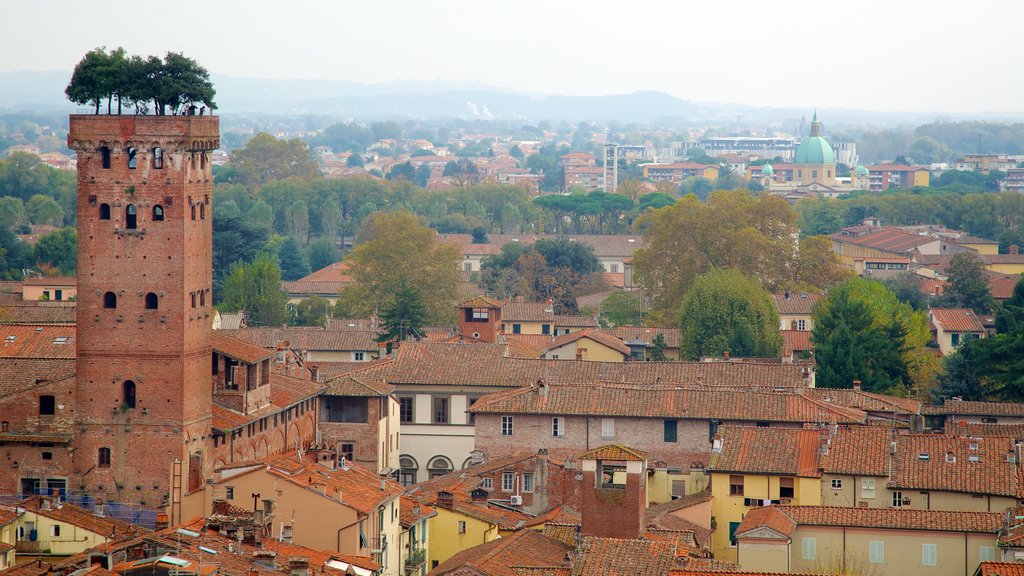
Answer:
68;115;218;510
579;444;647;540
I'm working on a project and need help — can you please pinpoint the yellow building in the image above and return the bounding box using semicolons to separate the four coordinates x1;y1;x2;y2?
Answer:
424;491;526;568
539;328;630;362
736;505;1002;575
929;308;986;355
398;496;434;576
211;449;404;576
13;497;136;558
708;426;824;562
0;507;18;569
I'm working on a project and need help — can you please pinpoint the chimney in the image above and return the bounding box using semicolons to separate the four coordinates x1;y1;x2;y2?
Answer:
723;350;729;360
288;557;309;576
1011;244;1020;255
852;380;861;391
308;365;319;383
253;551;277;569
784;291;790;300
437;491;454;510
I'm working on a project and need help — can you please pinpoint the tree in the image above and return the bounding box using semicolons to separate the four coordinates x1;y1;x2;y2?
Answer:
937;252;992;313
812;278;927;392
293;296;330;327
220;252;289;327
480;238;607;313
443;159;481;189
788;235;853;291
65;47;113;114
33;227;77;274
230;133;319;191
679;176;713;200
632;190;803;324
881;273;929;311
306;237;338;273
26;194;64;226
277;237;309;281
678;269;782;360
335;211;461;325
0;197;27;230
649;334;667;361
212;211;272;301
638;192;675;211
376;280;429;343
346;154;365;168
933;340;985;402
601;291;643;327
284;200;310;244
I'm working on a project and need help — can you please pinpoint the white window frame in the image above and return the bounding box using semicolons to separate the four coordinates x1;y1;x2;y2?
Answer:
801;537;816;560
354;351;365;361
601;418;614;439
892;490;904;508
552;417;563;437
501;415;514;436
922;543;937;566
869;541;884;564
831;478;842;490
523;472;534;493
501;472;514;492
861;477;876;499
481;477;492;490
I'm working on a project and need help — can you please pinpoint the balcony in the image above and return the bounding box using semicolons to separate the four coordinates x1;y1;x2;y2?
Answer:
405;549;426;573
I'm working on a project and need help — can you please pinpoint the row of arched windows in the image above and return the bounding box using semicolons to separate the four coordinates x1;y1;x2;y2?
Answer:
102;292;159;310
99;203;164;228
98;146;164;170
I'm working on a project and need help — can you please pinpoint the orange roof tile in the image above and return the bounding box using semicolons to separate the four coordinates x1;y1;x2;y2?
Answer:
0;325;75;358
710;426;822;477
580;444;647;461
299;261;352;283
264;453;402;515
978;562;1024;576
739;505;1003;534
930;308;986;333
431;529;573;576
212;331;274;363
18;497;142;537
572;537;680;576
544;328;630;356
820;427;891;476
771;293;821;315
888;434;1023;497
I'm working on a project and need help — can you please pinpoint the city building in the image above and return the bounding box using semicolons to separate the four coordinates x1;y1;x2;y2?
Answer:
929;308;987;355
867;164;931;191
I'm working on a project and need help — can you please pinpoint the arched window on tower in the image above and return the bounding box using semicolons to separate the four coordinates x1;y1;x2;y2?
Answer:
152;205;164;221
145;292;158;310
100;146;111;169
123;380;136;409
125;205;137;229
103;292;117;309
152;147;164;169
199;204;205;220
126;146;137;169
98;447;111;468
99;203;111;220
191;204;196;220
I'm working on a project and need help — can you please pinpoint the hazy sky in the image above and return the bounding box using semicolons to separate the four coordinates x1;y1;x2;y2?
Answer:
5;0;1022;113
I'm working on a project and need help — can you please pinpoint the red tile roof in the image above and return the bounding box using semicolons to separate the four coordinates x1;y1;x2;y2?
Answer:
819;427;891;476
709;426;822;477
469;383;863;424
544;328;631;356
0;325;76;358
222;327;379;352
739;505;1003;534
18;497;142;537
571;537;680;576
431;529;573;576
580;444;647;462
930;308;985;333
0;358;75;399
504;301;555;322
554;314;599;328
735;506;797;539
323;374;393;397
888;434;1023;497
264;452;402;516
398;495;435;529
601;326;681;348
211;331;274;363
771;293;821;315
832;228;936;253
781;330;813;354
298;262;352;283
978;562;1024;576
804;388;921;416
925;399;1024;416
281;280;350;295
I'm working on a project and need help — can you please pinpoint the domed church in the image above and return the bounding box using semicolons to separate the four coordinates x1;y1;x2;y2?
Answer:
790;112;837;186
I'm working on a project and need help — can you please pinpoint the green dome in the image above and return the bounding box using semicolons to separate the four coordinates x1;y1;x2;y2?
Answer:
794;136;836;165
855;164;869;176
761;163;774;176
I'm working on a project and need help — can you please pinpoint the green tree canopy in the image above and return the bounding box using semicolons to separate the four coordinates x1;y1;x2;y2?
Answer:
277;237;309;281
376;280;429;343
678;269;782;360
292;296;330;327
335;210;461;325
230;134;319;191
220;252;289;327
937;252;993;314
600;291;644;327
32;227;77;274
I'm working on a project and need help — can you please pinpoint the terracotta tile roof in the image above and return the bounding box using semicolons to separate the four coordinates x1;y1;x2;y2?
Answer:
924;398;1024;416
221;327;379;352
804;388;921;416
646;162;717;170
0;325;76;358
18;497;143;537
504;301;556;322
23;277;76;286
947;421;1024;441
831;228;936;253
0;358;75;399
986;271;1019;300
770;293;821;315
736;506;797;539
740;505;1004;534
211;331;275;363
0;432;73;443
325;317;377;331
399;495;435;528
461;295;505;308
544;329;630;356
978;562;1024;576
601;327;681;348
571;537;679;576
670;558;743;574
299;261;352;283
888;434;1023;497
0;559;53;576
0;505;20;526
645;491;712;517
469;383;863;424
280;279;351;296
0;302;77;325
709;427;822;477
580;444;647;461
930;308;985;332
431;529;573;576
505;334;557;350
820;427;891;476
405;452;549;507
309;361;376;381
267;373;325;408
554;315;599;328
264;452;402;515
522;505;580;529
359;341;814;390
485;234;645;258
322;374;393;397
781;330;812;354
